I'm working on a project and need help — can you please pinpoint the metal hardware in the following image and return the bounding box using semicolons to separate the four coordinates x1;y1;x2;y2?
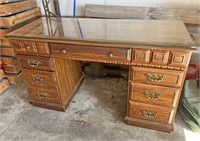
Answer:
145;73;165;82
144;91;163;100
32;76;43;83
37;92;49;99
108;52;113;58
26;46;31;50
62;49;66;54
141;110;158;118
27;60;41;67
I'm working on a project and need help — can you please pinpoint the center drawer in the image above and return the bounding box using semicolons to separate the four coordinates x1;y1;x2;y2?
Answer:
131;66;184;87
50;43;131;64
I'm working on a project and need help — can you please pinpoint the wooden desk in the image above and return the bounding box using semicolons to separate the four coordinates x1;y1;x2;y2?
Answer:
6;17;196;132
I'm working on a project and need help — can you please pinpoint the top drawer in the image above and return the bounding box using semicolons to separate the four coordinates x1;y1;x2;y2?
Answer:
11;40;50;55
131;48;191;68
50;43;131;65
131;66;184;87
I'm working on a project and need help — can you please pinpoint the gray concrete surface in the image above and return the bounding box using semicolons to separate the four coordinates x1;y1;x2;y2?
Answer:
0;77;199;141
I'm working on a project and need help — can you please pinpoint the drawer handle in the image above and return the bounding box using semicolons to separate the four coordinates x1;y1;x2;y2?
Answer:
141;110;158;118
144;91;163;100
37;92;49;98
32;76;43;83
26;46;31;50
145;73;165;82
62;49;66;54
27;60;41;67
108;52;113;58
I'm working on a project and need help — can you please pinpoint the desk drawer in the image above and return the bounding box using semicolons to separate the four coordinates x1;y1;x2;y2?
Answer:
28;85;60;104
128;101;173;124
11;40;50;55
131;67;184;87
50;43;131;64
23;69;56;87
129;83;180;106
17;55;54;71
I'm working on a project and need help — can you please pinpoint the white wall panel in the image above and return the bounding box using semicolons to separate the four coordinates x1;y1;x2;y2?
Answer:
36;0;200;16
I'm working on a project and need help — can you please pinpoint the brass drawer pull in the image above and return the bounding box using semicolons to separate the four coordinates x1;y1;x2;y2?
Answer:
141;110;158;118
108;52;113;58
37;92;49;98
26;46;31;49
144;91;163;100
145;73;165;82
32;76;43;83
62;49;66;54
27;59;41;67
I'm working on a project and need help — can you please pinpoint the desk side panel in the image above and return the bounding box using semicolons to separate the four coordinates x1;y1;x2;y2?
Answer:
52;57;83;108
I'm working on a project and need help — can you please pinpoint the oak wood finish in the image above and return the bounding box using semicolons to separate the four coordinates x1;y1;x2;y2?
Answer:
0;56;17;66
23;69;56;87
129;83;180;107
17;55;54;71
6;17;195;132
0;0;37;16
0;39;11;46
3;63;21;74
52;57;83;106
5;71;23;85
0;69;5;79
28;85;61;104
0;8;40;27
128;101;174;124
50;43;131;65
1;47;15;56
11;40;50;55
0;79;9;94
131;67;184;87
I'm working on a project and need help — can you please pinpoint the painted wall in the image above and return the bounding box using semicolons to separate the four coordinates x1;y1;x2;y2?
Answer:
36;0;200;16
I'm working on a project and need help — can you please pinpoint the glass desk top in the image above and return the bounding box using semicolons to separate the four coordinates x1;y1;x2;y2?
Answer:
6;17;195;48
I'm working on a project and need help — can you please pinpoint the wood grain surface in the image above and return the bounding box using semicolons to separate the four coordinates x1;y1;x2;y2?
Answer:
85;4;200;24
0;0;37;16
0;7;40;27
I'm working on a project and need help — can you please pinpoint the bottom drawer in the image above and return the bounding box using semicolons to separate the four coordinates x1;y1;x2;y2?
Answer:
128;101;174;124
28;85;61;104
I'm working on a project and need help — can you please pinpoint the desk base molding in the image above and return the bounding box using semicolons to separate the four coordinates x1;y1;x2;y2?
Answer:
124;116;174;132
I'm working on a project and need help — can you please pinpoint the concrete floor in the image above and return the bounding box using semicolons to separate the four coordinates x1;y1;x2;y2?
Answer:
0;77;199;141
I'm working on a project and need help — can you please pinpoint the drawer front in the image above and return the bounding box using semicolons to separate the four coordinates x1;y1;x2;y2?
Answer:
23;69;56;87
128;101;173;124
169;51;190;68
23;41;38;53
11;40;26;53
28;85;60;104
11;40;50;55
131;67;184;87
36;42;50;55
132;49;151;64
129;83;180;106
50;43;131;64
17;55;54;71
